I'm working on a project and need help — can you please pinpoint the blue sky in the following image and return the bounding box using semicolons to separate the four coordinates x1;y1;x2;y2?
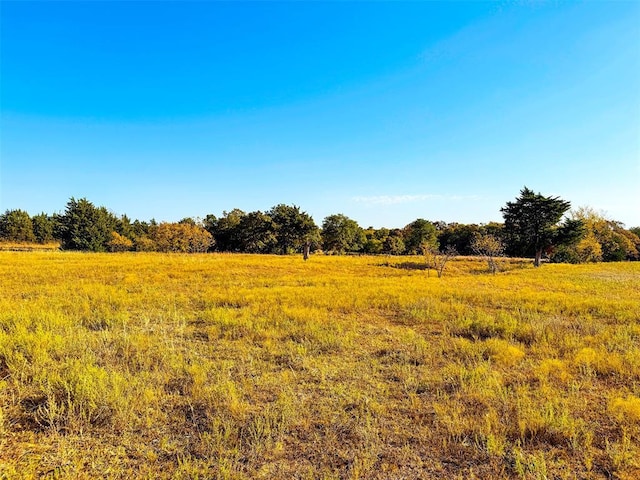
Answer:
1;1;639;228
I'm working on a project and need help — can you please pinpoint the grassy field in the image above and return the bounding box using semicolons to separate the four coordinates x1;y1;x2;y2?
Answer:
0;252;639;479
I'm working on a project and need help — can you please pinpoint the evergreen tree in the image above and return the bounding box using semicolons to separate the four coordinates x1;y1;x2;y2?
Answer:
501;187;581;266
32;213;56;243
59;198;117;251
0;209;35;242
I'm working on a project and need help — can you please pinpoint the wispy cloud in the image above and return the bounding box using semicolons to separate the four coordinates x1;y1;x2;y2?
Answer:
352;194;481;206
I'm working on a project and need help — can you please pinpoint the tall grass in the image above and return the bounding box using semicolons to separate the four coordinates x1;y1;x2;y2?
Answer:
0;252;638;479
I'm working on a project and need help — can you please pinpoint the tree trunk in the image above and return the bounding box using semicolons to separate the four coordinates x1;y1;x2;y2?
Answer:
303;242;310;261
534;249;542;267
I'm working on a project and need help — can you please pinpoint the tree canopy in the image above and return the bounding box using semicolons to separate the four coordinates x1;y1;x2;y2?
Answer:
59;198;117;252
501;187;582;266
3;192;638;265
321;214;364;254
0;209;36;242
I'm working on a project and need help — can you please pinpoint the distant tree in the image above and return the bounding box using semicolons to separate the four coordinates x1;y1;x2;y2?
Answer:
131;219;150;238
187;225;213;253
210;209;246;252
237;211;277;253
107;231;133;252
362;228;383;254
481;222;505;240
403;219;438;255
575;234;603;263
269;204;318;255
437;223;480;255
32;213;56;243
471;233;504;274
134;235;157;252
432;220;448;231
321;214;365;253
565;207;639;262
501;187;581;267
619;229;640;261
59;198;118;251
203;214;217;233
382;234;405;255
152;222;212;253
178;217;198;227
51;213;66;241
116;214;135;241
0;209;36;242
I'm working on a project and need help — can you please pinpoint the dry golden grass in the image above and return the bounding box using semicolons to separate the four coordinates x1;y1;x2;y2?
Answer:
0;242;60;252
0;252;639;479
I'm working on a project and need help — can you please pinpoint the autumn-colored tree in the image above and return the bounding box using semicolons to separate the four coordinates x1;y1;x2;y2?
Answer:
107;231;133;252
134;236;158;252
152;222;212;253
570;207;639;262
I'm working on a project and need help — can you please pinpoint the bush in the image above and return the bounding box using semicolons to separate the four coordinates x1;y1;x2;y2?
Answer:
107;232;133;252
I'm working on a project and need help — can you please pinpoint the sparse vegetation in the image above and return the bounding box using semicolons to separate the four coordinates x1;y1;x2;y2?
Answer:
1;252;638;479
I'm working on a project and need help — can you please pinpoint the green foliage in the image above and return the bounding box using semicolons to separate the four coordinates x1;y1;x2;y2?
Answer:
59;198;117;251
31;213;57;243
5;195;637;265
362;229;384;254
553;207;639;263
403;218;438;254
268;204;318;254
321;214;365;253
501;187;579;266
209;209;246;252
237;211;277;253
116;214;135;241
0;209;35;242
438;223;480;255
361;227;391;254
382;233;405;255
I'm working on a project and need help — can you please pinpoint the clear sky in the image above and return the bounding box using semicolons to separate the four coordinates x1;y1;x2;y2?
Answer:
1;1;639;228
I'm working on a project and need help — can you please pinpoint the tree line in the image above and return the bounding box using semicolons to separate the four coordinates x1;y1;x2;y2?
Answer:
1;188;639;265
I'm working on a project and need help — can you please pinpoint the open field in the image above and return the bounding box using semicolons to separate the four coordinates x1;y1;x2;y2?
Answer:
1;252;639;479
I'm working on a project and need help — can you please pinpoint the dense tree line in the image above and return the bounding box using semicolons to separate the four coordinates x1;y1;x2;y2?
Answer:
1;189;639;264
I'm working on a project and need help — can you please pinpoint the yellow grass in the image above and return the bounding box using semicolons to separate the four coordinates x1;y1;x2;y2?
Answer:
0;241;60;252
0;252;639;479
